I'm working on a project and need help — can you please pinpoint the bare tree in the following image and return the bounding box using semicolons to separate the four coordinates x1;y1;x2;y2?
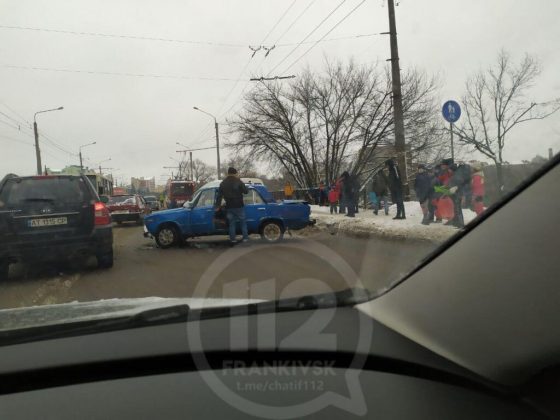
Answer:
221;153;258;178
454;50;559;193
191;159;216;185
228;59;441;188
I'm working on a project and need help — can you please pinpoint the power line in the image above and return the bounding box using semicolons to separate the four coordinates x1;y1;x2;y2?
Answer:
0;24;246;48
2;64;247;82
215;0;299;121
261;0;298;44
0;134;34;147
281;0;367;74
0;102;31;126
272;0;318;46
266;0;348;77
277;32;379;47
0;22;377;49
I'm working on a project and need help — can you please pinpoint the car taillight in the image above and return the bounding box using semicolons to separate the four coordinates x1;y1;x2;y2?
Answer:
94;202;111;225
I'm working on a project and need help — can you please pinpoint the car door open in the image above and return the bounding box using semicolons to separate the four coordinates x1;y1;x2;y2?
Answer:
189;189;216;236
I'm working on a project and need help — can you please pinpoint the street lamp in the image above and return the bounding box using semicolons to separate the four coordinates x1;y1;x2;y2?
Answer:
193;107;220;179
79;141;97;171
33;106;64;175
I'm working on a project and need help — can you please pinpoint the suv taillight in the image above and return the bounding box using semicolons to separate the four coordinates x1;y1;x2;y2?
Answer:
94;202;111;225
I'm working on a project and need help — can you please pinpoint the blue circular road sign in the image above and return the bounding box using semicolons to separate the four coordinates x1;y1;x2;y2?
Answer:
442;100;461;123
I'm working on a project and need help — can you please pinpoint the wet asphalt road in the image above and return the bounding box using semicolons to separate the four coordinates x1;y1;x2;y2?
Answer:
0;224;436;309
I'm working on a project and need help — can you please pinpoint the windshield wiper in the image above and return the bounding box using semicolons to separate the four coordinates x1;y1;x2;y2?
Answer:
196;288;373;321
22;198;55;202
0;304;190;347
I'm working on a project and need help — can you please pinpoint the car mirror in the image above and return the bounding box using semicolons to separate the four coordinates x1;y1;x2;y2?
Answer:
100;195;109;204
183;201;192;208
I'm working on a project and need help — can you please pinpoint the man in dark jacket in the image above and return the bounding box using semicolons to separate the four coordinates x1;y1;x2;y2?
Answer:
385;159;405;219
447;163;471;228
216;167;249;244
414;164;432;225
340;171;356;217
371;170;389;215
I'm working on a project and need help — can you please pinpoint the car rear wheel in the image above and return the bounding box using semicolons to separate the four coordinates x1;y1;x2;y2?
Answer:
155;225;179;249
0;260;9;281
97;250;114;269
260;221;284;243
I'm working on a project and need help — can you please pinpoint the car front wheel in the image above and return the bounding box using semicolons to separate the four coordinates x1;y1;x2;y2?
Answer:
260;221;284;243
155;225;179;248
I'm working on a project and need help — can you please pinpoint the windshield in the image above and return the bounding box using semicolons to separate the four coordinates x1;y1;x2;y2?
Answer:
0;0;558;394
108;195;135;205
170;183;194;196
0;177;90;208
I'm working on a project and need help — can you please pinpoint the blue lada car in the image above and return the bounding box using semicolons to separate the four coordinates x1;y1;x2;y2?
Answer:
143;181;315;248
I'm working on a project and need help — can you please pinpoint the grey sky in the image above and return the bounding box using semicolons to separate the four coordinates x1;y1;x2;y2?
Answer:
1;0;559;184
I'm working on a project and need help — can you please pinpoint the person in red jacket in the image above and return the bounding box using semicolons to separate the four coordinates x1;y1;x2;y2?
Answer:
471;162;485;216
328;186;339;214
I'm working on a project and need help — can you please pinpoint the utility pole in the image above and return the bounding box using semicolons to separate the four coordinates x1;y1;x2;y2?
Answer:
214;121;221;179
33;122;41;176
193;107;221;179
190;151;193;181
386;0;409;197
33;106;64;175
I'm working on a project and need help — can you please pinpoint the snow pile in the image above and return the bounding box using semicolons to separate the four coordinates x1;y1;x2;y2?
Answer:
310;202;478;243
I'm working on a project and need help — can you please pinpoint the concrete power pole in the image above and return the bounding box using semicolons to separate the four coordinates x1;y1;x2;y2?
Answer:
189;151;193;181
386;0;409;197
33;122;42;176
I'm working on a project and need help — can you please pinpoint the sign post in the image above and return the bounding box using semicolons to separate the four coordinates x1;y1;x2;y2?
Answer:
442;100;461;161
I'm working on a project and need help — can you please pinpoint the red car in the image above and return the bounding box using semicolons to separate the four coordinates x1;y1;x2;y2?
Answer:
106;194;151;225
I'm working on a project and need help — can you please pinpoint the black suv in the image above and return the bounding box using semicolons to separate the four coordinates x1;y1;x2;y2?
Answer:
0;174;113;280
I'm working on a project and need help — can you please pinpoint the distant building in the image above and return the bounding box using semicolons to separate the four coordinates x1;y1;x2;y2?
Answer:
131;177;156;193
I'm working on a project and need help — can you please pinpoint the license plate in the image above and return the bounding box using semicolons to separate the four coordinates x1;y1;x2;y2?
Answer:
111;210;129;214
28;217;68;227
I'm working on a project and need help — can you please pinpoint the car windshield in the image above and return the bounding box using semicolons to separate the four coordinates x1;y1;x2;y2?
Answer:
108;195;135;205
171;183;193;195
0;177;89;207
0;0;558;365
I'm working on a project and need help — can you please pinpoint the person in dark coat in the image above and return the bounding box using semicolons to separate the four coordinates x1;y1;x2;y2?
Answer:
351;174;360;214
340;171;356;217
385;159;405;220
371;170;389;215
216;167;249;244
414;164;432;225
447;163;471;228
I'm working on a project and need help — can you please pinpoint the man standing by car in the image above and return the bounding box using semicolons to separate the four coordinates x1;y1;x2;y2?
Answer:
385;159;406;220
216;167;249;244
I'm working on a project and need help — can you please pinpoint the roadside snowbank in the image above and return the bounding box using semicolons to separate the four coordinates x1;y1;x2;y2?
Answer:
309;202;477;243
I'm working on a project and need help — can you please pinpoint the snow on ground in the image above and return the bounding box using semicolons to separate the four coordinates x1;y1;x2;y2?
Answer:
309;202;477;243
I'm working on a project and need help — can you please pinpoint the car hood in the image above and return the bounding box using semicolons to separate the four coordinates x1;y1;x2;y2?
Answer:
0;297;263;332
148;207;187;217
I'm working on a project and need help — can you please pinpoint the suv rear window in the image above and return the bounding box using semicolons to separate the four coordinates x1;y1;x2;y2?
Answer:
108;195;135;205
171;184;193;195
0;177;91;208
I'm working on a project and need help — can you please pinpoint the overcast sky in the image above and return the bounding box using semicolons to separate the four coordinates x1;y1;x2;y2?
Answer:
1;0;559;184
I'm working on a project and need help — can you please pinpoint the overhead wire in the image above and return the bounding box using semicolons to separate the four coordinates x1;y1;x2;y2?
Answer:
266;0;348;77
281;0;367;74
0;23;377;49
0;24;246;48
2;64;247;82
271;0;318;47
